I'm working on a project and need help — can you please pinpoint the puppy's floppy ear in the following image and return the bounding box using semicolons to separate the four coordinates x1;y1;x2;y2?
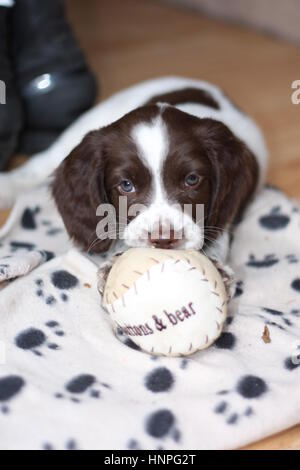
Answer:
52;130;113;253
195;118;259;230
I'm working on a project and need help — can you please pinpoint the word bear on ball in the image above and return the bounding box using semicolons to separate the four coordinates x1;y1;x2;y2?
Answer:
100;248;232;357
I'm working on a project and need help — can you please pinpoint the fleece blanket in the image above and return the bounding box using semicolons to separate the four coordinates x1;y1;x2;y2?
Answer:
0;184;299;450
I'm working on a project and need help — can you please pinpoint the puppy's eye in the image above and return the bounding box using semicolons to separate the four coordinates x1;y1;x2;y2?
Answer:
185;173;202;188
118;179;135;194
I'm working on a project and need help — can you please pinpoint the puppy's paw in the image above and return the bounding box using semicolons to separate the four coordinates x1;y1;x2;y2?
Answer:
97;261;113;297
97;251;125;298
0;251;47;282
209;258;236;302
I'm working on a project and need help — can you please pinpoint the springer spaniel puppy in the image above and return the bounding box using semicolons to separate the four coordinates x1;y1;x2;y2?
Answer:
0;77;268;277
51;77;267;272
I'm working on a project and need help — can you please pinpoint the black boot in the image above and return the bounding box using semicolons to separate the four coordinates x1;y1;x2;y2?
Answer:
0;5;23;170
13;0;98;154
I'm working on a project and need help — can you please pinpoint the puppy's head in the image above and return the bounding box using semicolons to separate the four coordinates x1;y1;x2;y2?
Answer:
52;105;258;253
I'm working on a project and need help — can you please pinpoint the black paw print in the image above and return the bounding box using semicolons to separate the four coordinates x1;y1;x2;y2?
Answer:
0;375;25;414
286;254;298;264
290;309;300;318
55;374;111;403
180;358;189;369
144;409;180;443
10;241;35;252
15;321;65;356
21;206;41;230
260;307;295;329
138;369;181;445
247;253;279;268
40;216;64;237
214;331;236;350
46;228;64;237
214;375;268;425
259;206;290;230
291;278;300;293
35;270;79;306
144;367;174;393
42;438;79;450
233;280;244;298
128;370;181;448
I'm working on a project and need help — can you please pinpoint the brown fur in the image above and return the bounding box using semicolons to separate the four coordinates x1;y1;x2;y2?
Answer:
52;103;258;253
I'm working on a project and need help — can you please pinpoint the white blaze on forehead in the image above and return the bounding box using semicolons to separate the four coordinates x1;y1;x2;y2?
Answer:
131;116;169;182
125;115;203;249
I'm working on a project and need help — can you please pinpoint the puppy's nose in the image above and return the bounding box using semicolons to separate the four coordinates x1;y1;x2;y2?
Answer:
148;228;179;249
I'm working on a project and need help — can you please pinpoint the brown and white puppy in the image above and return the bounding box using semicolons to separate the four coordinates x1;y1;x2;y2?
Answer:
51;77;268;266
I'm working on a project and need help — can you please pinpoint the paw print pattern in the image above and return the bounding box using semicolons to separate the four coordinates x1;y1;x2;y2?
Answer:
233;280;244;298
246;254;279;268
21;206;64;239
259;206;290;230
0;375;25;414
291;278;300;293
214;375;268;425
127;370;181;448
21;206;40;230
42;438;79;450
145;409;180;441
15;321;65;356
40;217;64;237
214;331;236;350
259;307;296;330
290;309;300;317
127;370;181;450
10;241;35;252
46;228;64;237
35;270;79;306
286;254;298;264
54;374;111;403
144;367;174;393
180;358;189;370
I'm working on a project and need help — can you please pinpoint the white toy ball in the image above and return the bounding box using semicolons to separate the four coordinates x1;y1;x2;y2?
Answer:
102;248;228;357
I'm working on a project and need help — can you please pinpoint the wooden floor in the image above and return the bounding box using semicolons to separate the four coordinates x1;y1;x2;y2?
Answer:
1;0;300;449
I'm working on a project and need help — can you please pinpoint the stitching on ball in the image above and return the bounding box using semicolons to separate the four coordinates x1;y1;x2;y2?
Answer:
211;291;220;297
107;256;227;355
